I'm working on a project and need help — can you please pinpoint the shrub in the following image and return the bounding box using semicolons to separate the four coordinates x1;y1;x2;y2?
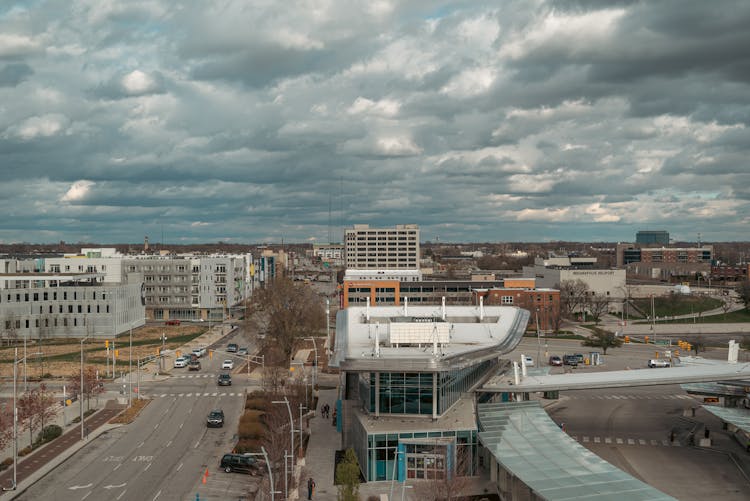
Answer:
71;416;81;424
36;424;63;445
18;446;32;457
0;458;13;471
234;438;263;453
238;421;267;440
245;398;268;411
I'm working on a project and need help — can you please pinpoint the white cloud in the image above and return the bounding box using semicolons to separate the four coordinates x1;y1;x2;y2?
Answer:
347;97;400;117
6;114;69;140
441;67;496;97
375;136;422;156
0;34;40;57
61;180;95;203
122;70;158;95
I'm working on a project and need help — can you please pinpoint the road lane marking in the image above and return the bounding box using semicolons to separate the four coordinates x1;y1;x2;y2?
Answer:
82;492;92;500
627;439;635;445
616;438;623;444
137;441;145;448
638;439;646;445
116;490;127;500
154;423;159;429
166;440;172;447
176;462;184;472
179;423;184;429
194;439;201;448
69;483;93;490
212;392;217;396
203;393;210;396
114;464;122;471
144;463;152;471
153;490;162;501
582;436;589;443
604;437;612;444
186;393;192;397
593;437;600;443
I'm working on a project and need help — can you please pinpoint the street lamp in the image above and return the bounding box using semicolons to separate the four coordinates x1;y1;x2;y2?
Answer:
535;308;541;365
271;396;295;500
325;299;331;356
128;318;146;408
304;337;318;390
80;333;92;440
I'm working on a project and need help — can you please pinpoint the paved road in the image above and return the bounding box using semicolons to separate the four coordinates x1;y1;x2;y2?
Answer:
17;329;259;501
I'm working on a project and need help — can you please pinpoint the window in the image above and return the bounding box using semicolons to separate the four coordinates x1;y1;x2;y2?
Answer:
501;296;513;304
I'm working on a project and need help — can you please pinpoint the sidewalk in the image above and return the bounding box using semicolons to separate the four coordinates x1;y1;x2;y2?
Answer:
298;385;340;501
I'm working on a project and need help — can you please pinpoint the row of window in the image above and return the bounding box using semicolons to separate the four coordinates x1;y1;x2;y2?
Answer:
1;290;107;303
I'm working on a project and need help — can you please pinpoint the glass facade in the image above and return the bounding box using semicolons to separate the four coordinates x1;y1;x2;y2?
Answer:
359;359;497;417
359;429;478;482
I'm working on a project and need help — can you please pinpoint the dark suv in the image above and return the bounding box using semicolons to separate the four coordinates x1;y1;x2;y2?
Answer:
218;373;232;386
220;453;259;474
207;409;224;428
227;343;238;353
563;354;579;366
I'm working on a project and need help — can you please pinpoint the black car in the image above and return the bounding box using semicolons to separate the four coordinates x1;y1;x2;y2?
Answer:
207;409;224;428
227;343;238;353
218;373;232;386
220;453;259;474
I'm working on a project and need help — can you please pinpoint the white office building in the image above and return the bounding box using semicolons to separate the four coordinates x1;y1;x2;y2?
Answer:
345;224;420;269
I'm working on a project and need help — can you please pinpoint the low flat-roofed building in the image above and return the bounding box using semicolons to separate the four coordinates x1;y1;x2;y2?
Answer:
330;304;529;483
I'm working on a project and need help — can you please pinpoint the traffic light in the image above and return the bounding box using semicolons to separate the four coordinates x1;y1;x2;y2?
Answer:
115;349;119;358
624;335;630;343
209;350;213;360
644;336;649;344
105;340;109;349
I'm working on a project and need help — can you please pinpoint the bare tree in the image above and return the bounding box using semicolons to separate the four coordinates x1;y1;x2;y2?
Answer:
0;405;14;451
18;384;56;448
737;280;750;309
68;366;104;411
558;280;590;319
683;335;707;355
587;294;610;325
245;277;325;359
581;328;623;355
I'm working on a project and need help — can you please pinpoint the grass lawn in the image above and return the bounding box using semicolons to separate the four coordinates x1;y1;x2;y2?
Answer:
632;294;723;317
652;307;750;324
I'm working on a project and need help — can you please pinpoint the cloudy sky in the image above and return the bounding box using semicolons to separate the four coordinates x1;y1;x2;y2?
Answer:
1;1;749;244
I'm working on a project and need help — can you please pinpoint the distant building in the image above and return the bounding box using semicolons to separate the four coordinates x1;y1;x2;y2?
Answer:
345;224;419;269
636;230;670;245
615;244;713;282
311;243;345;266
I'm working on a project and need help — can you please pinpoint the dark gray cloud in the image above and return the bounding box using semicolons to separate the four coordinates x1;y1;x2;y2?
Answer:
0;0;748;244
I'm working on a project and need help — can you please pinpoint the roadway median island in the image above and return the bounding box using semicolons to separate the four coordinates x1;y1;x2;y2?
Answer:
109;398;151;425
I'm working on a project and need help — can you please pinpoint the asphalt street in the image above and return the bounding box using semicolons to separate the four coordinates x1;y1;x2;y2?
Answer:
17;329;258;501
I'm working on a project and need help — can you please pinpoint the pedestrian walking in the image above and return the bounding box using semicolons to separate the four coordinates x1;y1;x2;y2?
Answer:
307;477;316;500
332;408;337;427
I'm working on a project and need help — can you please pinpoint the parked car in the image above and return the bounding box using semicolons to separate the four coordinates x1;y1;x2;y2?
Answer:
523;355;534;367
648;359;670;368
218;373;232;386
549;355;562;366
237;347;249;356
207;409;224;428
222;359;234;370
165;319;181;326
173;356;187;368
563;354;579;366
220;453;259;474
573;353;585;363
227;343;239;353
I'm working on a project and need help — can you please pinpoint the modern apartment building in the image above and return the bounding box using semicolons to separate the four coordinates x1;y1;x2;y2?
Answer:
0;271;144;339
344;224;420;269
44;250;252;321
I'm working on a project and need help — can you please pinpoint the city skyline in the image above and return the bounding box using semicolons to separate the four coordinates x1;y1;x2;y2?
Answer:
1;1;749;244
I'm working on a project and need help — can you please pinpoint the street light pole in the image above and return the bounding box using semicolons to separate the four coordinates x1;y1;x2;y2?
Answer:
535;309;541;365
272;397;295;498
11;348;17;490
80;333;91;441
305;337;318;390
326;299;330;354
129;323;133;408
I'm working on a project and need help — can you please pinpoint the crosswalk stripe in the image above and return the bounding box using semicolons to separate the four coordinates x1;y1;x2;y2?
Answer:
605;437;612;444
638;439;646;445
651;440;658;446
627;439;635;445
211;392;217;396
583;436;590;443
616;438;623;444
220;393;226;396
594;437;600;443
186;393;192;397
160;394;167;398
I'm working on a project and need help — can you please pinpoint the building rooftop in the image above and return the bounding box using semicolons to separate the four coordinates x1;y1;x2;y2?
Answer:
355;395;477;434
331;304;529;372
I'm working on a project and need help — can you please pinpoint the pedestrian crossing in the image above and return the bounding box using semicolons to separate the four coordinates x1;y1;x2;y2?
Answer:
143;392;244;398
173;374;220;379
569;434;681;447
567;394;694;401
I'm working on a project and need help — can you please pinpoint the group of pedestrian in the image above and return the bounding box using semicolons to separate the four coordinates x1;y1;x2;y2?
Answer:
321;403;331;419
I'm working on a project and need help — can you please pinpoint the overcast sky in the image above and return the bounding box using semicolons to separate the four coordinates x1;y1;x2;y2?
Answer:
1;1;749;245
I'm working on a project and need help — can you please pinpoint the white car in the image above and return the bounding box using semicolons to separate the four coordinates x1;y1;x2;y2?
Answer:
523;355;534;367
192;347;207;358
174;357;187;368
221;360;234;370
648;358;670;368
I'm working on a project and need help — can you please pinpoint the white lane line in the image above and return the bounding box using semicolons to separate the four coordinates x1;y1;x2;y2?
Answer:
160;394;167;398
116;490;127;500
178;393;184;397
194;439;201;448
604;437;612;444
593;437;601;443
166;440;172;447
176;462;184;472
638;439;646;445
81;492;92;500
220;393;226;397
179;423;184;429
153;490;162;501
203;393;210;396
154;424;159;430
616;438;623;444
186;393;192;397
114;463;122;471
137;441;145;448
627;438;635;445
144;463;152;471
211;392;217;397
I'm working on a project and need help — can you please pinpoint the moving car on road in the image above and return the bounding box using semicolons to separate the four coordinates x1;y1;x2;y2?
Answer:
188;354;201;371
237;347;248;356
218;373;232;386
207;409;224;428
173;356;187;368
222;359;234;370
227;343;239;353
523;355;534;367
